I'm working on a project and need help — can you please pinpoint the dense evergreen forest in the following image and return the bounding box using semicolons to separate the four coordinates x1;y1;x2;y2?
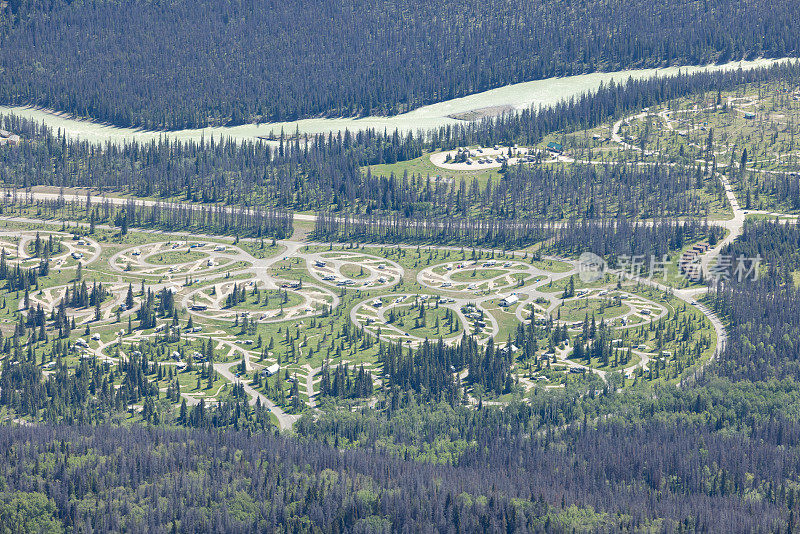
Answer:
0;0;798;128
708;220;800;381
1;405;798;532
0;423;798;532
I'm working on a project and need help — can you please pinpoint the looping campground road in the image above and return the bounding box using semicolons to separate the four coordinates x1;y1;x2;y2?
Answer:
9;99;800;425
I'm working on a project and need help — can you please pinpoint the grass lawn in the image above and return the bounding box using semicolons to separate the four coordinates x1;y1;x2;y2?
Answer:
386;304;461;339
145;250;207;265
450;268;507;282
365;150;501;190
340;263;370;279
557;299;630;322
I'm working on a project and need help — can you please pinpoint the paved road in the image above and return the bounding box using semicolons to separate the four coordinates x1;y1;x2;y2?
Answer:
10;97;798;420
214;361;299;430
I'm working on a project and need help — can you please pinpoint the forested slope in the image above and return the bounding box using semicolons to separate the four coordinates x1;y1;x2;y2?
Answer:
0;421;795;532
0;0;798;129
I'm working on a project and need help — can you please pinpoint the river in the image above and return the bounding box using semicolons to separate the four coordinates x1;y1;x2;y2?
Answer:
0;58;791;145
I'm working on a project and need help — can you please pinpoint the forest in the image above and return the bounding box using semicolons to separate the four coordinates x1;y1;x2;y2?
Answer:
0;408;797;532
0;0;798;128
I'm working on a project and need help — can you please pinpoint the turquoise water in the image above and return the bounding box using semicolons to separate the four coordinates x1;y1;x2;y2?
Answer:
0;58;791;145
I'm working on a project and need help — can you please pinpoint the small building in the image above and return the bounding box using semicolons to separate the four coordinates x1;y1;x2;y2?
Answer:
546;142;563;154
500;294;519;307
263;363;281;377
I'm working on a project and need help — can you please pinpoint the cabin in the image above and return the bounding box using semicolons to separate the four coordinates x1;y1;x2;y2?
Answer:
546;142;563;154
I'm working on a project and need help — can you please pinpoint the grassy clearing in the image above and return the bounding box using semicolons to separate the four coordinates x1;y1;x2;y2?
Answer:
145;250;207;265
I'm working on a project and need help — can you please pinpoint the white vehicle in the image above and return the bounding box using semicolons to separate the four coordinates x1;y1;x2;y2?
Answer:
131;249;141;256
467;283;477;290
314;260;327;267
322;275;336;281
206;259;214;267
214;245;226;252
377;263;386;270
372;299;383;308
441;282;452;288
91;333;101;341
71;252;83;260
